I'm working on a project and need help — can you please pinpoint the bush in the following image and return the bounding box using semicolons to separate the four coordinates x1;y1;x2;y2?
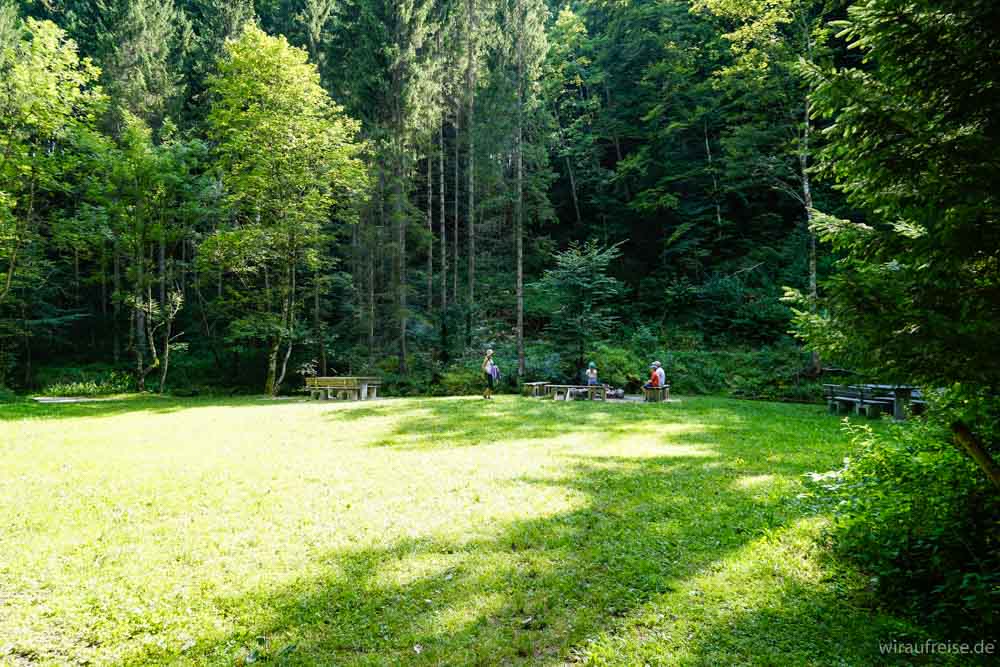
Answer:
589;343;646;390
38;367;136;397
585;339;823;402
438;366;484;396
807;401;1000;638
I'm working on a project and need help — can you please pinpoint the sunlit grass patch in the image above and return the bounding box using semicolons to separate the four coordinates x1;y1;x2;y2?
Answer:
0;394;926;665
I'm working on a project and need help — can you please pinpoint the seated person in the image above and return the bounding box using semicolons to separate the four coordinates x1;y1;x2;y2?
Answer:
654;361;666;387
643;363;660;389
586;362;599;386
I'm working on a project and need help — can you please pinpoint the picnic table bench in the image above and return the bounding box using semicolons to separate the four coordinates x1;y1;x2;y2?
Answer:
643;385;670;402
545;384;608;401
306;376;381;401
824;383;922;419
522;381;549;398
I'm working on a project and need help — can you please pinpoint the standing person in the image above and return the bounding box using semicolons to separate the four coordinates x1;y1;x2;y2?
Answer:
481;349;496;400
654;361;666;388
586;362;599;386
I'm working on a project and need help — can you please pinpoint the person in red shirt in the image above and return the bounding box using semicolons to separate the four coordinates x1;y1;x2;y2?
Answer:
643;363;660;389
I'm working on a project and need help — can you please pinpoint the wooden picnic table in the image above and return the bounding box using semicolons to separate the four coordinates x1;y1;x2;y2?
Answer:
522;381;549;398
862;384;922;420
825;383;922;420
306;376;381;401
545;384;607;401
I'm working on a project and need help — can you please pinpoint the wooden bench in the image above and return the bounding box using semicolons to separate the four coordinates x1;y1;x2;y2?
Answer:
545;384;607;401
522;382;549;398
306;376;381;401
643;385;670;402
824;384;893;417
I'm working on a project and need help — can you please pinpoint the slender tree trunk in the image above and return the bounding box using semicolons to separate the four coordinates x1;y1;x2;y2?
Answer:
265;336;280;395
22;303;31;387
427;153;433;311
0;173;35;307
275;265;296;391
466;0;476;309
604;80;630;200
566;156;582;227
315;273;327;375
453;111;460;304
395;142;408;375
180;237;187;301
113;247;121;363
515;19;525;378
134;241;148;392
100;244;107;318
553;113;582;227
370;165;384;362
158;314;172;393
440;116;447;311
158;231;168;371
704;120;723;241
158;234;166;307
799;99;820;374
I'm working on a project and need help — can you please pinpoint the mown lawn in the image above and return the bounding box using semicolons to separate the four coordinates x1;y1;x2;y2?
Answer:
1;395;933;665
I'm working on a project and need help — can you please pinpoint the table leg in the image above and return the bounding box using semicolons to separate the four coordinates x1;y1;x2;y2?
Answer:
893;388;912;420
360;382;368;401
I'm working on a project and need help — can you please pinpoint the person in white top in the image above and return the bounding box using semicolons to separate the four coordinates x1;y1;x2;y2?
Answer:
481;349;496;400
654;361;666;388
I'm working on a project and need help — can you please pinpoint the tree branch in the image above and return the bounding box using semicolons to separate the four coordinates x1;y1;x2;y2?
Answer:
952;421;1000;490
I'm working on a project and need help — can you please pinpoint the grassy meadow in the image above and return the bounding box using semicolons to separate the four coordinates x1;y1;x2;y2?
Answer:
0;395;935;665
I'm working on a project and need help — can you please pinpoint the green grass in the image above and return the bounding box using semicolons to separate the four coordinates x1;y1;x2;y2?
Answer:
1;395;935;665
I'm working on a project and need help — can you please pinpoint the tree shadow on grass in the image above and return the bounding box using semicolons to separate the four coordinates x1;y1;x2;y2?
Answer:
129;400;906;665
0;395;320;422
327;396;847;465
0;396;191;422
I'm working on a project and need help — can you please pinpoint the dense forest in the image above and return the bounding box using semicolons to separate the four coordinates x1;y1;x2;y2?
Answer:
1;0;858;397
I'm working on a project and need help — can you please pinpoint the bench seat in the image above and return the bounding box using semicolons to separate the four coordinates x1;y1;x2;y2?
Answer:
643;385;670;402
306;377;381;401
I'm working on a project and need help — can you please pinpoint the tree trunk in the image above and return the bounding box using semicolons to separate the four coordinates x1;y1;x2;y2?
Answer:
440;115;447;311
370;165;383;362
604;80;630;200
516;21;525;378
799;99;820;374
159;234;166;307
453;110;460;304
553;112;582;227
275;286;295;392
395;143;408;375
704;120;723;241
265;336;280;395
953;421;1000;489
466;0;476;309
315;273;327;375
158;314;172;393
113;247;121;364
134;251;148;392
427;153;433;312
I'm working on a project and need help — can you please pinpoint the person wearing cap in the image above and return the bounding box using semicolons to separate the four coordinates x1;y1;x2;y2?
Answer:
481;349;497;400
585;361;599;386
643;363;660;389
654;361;666;388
